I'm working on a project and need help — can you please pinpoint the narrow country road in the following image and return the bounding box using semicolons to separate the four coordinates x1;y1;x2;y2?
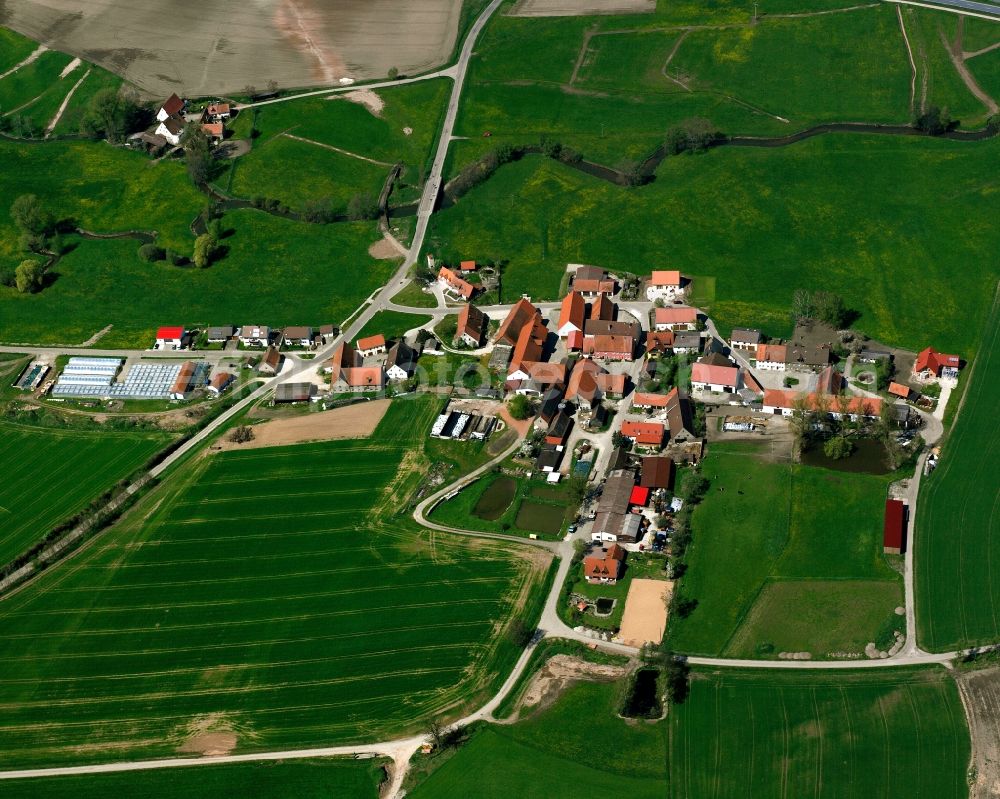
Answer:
885;0;1000;20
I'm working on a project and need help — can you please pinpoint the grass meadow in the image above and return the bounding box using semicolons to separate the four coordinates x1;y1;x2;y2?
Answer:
0;28;39;74
668;442;902;658
0;208;394;348
354;310;432;343
49;66;124;137
1;758;385;799
427;134;1000;355
670;667;970;798
0;421;169;567
0;49;73;116
408;678;667;798
0;398;549;767
916;297;1000;651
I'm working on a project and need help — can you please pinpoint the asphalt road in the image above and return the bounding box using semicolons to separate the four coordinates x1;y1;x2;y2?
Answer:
885;0;1000;20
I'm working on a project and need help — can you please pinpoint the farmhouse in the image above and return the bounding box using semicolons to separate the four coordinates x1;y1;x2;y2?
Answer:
589;294;615;322
357;334;387;358
201;122;224;143
205;102;231;120
646;270;683;301
257;346;282;376
154;326;185;350
691;362;741;393
592;470;646;543
620;420;665;448
654;307;697;331
572;266;615;297
240;324;271;347
730;328;762;350
565;359;605;406
632;391;669;410
438;266;475;301
456;303;487;347
914;347;961;381
385;341;417;381
274;383;315;403
206;371;234;396
597;372;627;398
155;116;185;146
495;298;541;346
662;387;694;441
281;326;314;348
557;291;586;337
206;325;235;343
883;498;907;554
333;366;385;393
583;320;638;361
786;325;832;371
156;93;184;122
506;317;548;381
583;544;626;584
755;343;787;371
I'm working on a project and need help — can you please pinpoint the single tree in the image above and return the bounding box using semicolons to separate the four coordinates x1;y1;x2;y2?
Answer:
10;194;53;236
791;288;814;321
813;291;848;328
15;259;46;293
138;243;166;262
506;619;533;648
823;435;853;460
181;124;214;185
388;66;399;80
193;233;215;268
507;393;534;420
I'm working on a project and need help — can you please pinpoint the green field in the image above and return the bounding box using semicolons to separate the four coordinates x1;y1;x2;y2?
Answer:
355;310;432;343
1;758;385;799
916;296;1000;651
670;667;970;798
0;28;39;74
0;420;169;567
408;678;667;798
0;49;73;117
428;134;1000;354
49;66;124;137
229;136;389;214
668;442;902;658
0;398;549;767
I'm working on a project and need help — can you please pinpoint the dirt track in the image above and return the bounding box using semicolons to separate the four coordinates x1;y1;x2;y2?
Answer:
956;666;1000;799
0;0;463;96
618;578;672;648
219;400;390;451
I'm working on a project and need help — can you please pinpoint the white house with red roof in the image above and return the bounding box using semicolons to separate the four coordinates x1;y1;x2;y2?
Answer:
913;347;961;383
691;362;741;393
154;326;185;350
654;306;697;331
646;270;684;302
156;93;184;123
356;334;387;358
755;343;787;371
438;267;475;301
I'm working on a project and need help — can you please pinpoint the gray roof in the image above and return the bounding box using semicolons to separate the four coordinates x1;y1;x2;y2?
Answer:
274;382;314;402
207;325;234;339
731;327;762;342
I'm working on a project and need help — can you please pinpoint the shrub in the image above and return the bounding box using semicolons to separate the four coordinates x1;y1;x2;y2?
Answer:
138;243;166;262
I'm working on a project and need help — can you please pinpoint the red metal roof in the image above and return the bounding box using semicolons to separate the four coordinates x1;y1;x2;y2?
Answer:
915;347;960;375
356;334;386;351
629;485;650;506
156;326;184;339
883;499;906;550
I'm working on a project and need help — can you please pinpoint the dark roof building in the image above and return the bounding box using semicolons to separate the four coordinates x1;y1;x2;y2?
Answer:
883;499;906;554
640;456;674;490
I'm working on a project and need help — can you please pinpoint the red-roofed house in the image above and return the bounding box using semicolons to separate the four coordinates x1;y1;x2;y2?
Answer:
356;334;387;357
883;498;906;554
205;102;231;120
155;326;185;350
632;392;670;410
590;294;615;321
557;291;586;337
438;267;475;300
646;270;683;301
755;343;787;371
332;366;385;393
206;371;235;396
572;266;615;297
201;122;224;142
583;543;626;584
507;318;547;379
565;359;605;406
583;334;635;361
596;372;627;398
495;298;539;346
459;260;477;272
567;329;584;352
914;347;961;381
691;362;740;393
654;306;697;331
157;93;184;122
646;330;675;355
456;303;487;347
620;420;665;447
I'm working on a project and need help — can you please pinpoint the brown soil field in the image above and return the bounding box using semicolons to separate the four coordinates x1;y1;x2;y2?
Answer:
505;654;627;722
0;0;462;96
219;399;390;450
618;578;672;648
956;666;1000;799
510;0;654;16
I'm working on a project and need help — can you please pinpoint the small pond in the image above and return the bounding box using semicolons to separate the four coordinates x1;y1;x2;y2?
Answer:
595;598;615;616
800;437;893;475
622;668;662;719
515;501;565;534
473;477;517;521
